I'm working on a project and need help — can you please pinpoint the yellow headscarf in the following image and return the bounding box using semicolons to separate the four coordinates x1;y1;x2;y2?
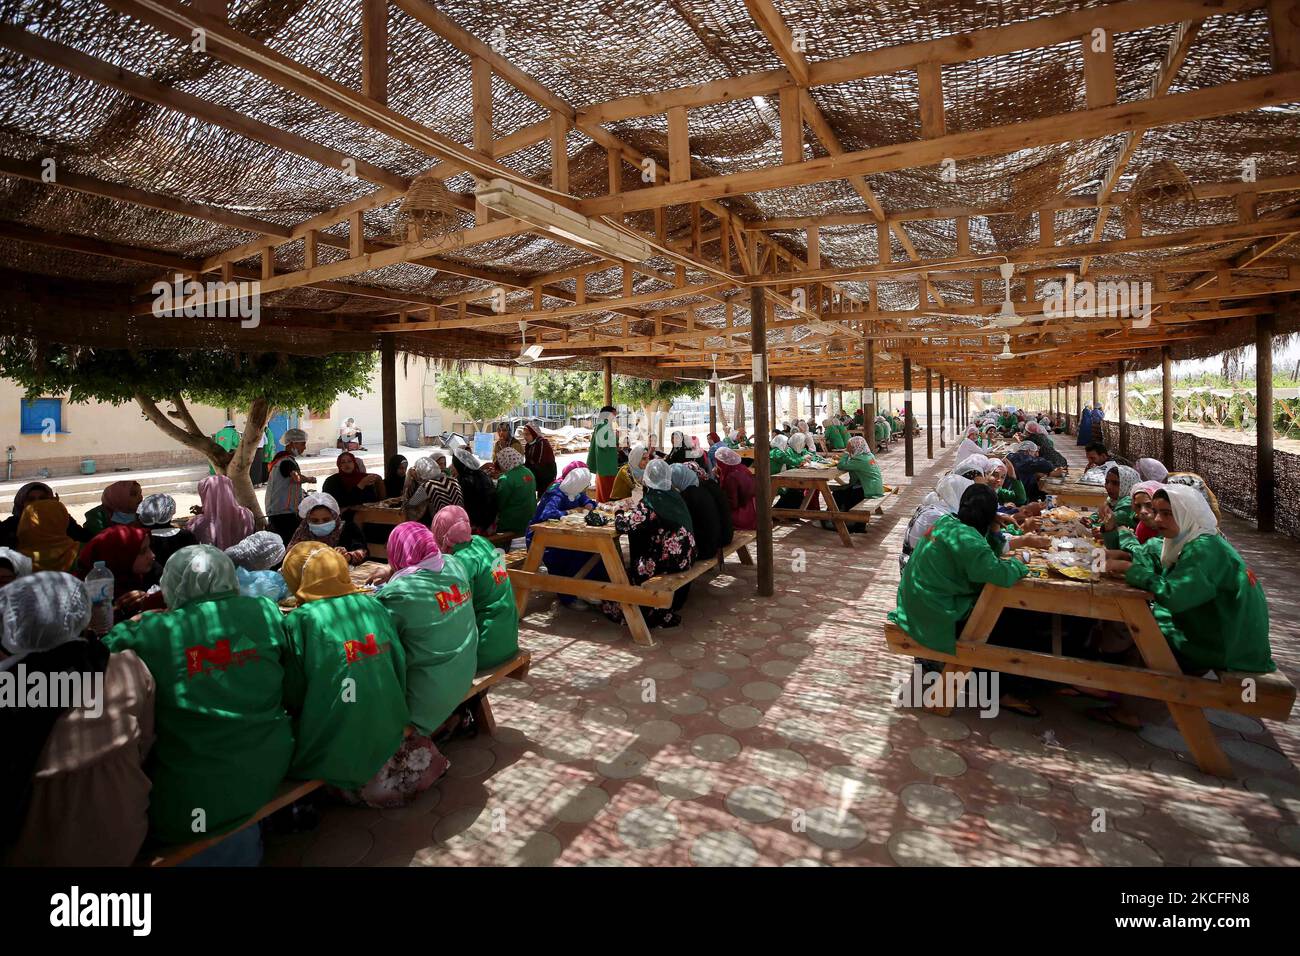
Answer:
17;498;79;572
282;541;358;603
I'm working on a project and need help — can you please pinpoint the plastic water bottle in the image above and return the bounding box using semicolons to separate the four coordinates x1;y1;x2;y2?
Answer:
85;560;115;636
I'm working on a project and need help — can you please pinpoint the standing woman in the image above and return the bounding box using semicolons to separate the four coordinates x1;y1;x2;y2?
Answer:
189;474;255;552
2;571;155;867
431;506;520;669
714;447;756;531
1107;485;1273;674
587;406;621;503
451;448;499;534
384;455;409;499
522;423;556;492
666;431;689;464
375;522;479;750
602;459;697;629
493;447;537;539
280;543;434;809
402;454;464;524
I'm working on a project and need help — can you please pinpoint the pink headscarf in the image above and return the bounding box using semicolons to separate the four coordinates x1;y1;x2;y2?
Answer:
559;460;587;482
1131;480;1164;500
386;521;445;580
189;474;254;551
430;505;473;553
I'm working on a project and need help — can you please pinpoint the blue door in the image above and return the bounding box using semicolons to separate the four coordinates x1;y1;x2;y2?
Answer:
267;410;300;453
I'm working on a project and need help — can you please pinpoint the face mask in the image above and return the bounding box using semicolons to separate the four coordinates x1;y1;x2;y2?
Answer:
111;510;137;524
309;520;336;536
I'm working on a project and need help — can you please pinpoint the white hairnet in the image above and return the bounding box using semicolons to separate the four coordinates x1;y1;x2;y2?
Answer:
790;433;807;452
453;447;482;471
409;455;442;481
161;544;239;609
772;434;788;450
1136;457;1169;482
0;571;91;658
560;466;592;498
298;491;341;519
282;428;307;445
0;546;33;579
138;493;178;528
225;531;286;571
643;458;673;491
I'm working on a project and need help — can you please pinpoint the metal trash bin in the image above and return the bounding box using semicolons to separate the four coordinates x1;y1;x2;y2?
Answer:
401;420;422;446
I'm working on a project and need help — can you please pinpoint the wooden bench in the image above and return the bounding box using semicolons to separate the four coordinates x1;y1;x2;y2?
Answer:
848;485;899;518
883;577;1296;777
146;649;532;865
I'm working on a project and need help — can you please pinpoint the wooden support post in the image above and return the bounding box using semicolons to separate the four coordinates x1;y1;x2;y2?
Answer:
751;285;774;598
1076;379;1083;433
938;372;946;448
1257;312;1275;532
361;0;388;106
770;380;778;431
1161;348;1174;465
603;356;613;407
1117;359;1128;461
925;367;933;459
917;62;946;138
807;380;815;423
709;379;717;436
863;331;875;450
667;106;690;183
806;225;820;270
1082;29;1117;109
381;335;397;462
471;57;493;224
779;86;802;165
303;228;317;269
1270;0;1300;70
1092;374;1099;411
348;210;364;258
550;111;569;193
606;146;622;195
904;358;914;477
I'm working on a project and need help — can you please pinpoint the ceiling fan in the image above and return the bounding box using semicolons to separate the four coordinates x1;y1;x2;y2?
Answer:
465;321;576;366
679;352;745;384
992;333;1055;361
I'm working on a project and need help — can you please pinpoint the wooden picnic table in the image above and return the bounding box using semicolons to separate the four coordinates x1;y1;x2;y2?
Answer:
1040;477;1108;509
352;501;404;559
887;570;1295;776
771;463;857;547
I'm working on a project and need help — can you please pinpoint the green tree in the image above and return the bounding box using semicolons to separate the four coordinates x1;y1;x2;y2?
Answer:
435;369;522;433
0;342;374;519
529;370;604;408
615;377;706;445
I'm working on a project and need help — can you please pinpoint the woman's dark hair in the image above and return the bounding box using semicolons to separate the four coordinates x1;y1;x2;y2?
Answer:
599;405;617;415
1154;489;1170;504
958;469;982;480
956;483;999;536
1085;442;1108;455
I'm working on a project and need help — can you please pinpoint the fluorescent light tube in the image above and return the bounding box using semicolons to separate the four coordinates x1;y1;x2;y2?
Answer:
474;178;653;261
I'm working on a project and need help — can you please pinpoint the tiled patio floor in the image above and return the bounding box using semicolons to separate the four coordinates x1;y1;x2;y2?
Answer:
266;434;1300;867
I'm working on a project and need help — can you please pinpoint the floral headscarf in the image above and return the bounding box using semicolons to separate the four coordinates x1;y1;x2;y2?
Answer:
496;446;525;472
386;521;446;580
1106;463;1141;501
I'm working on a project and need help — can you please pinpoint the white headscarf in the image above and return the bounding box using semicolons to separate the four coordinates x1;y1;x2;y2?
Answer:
952;454;991;477
1159;483;1219;568
1026;421;1047;436
790;433;807;452
1136;457;1169;482
298;490;341;519
627;443;648;480
643;458;673;491
560;466;592;498
953;438;982;461
936;474;973;512
772;434;789;451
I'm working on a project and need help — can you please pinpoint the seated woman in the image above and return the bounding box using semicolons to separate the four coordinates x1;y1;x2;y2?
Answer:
384;455;408;499
1106;485;1272;674
188;475;254;552
402;454;464;524
1129;480;1163;544
104;545;294;863
696;460;734;550
1166;471;1221;522
1098;463;1141;548
873;415;891;451
671;462;721;563
2;571;155;867
281;542;434;808
138;493;198;567
706;432;726;468
493;447;537;539
17;498;81;573
321;451;384;517
1024;421;1067;468
601;459;696;629
611;443;648;501
714;447;756;531
375;523;479;750
830;436;884;532
83;480;143;538
889;484;1050;716
288;492;368;566
1006;442;1064;500
0;546;31;587
985;458;1026;509
336;417;364;452
824;417;850;451
769;434;792;477
452;448;499;534
666;430;689;464
528;465;603;609
522;423;557;492
0;482;88;548
900;475;973;570
225;530;289;601
1136;457;1169;483
431;506;520;670
78;525;163;623
685;435;712;477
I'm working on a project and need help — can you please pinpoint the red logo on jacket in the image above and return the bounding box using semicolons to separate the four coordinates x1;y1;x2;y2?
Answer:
186;640;259;678
344;633;382;663
491;561;509;585
435;584;470;613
